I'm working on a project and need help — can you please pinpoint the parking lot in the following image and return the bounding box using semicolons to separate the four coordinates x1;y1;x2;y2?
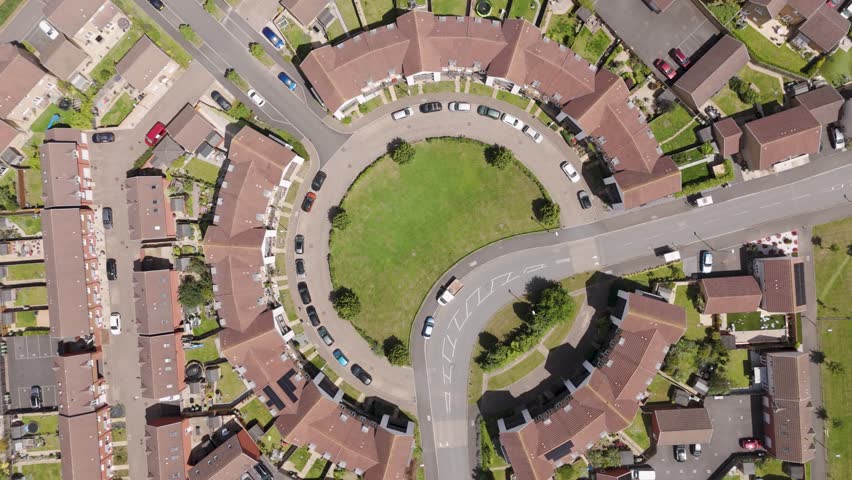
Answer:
647;394;763;479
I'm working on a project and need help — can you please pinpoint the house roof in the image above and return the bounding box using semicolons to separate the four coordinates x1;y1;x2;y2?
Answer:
612;156;681;209
42;208;93;339
750;0;786;18
43;0;106;37
765;351;815;463
652;407;713;445
700;276;763;314
672;35;749;109
116;36;171;91
187;429;261;480
756;256;805;313
54;352;96;417
281;0;327;25
797;4;849;52
788;0;823;17
126;175;175;241
139;332;185;400
167;104;217;153
133;269;181;336
204;237;268;333
40;142;83;208
58;412;102;480
145;417;190;480
0;119;18;152
743;105;820;170
712;117;743;157
595;468;632;480
792;85;844;126
40;35;88;81
0;44;48;119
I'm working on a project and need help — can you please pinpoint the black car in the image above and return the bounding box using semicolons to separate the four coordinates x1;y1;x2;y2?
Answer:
148;0;165;11
306;305;320;326
295;234;304;254
92;132;115;143
419;102;442;113
351;364;373;385
106;258;117;281
476;105;501;119
211;90;232;111
102;207;113;230
30;386;42;409
577;190;591;210
317;326;333;345
253;463;273;480
311;171;327;191
295;258;306;278
297;282;311;304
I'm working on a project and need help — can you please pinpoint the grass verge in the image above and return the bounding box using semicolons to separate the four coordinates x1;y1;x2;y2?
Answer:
487;350;546;390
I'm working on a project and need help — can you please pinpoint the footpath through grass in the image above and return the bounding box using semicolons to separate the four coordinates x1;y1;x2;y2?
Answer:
330;138;545;354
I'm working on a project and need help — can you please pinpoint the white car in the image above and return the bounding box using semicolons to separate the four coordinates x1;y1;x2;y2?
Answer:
448;102;471;112
501;113;524;130
829;124;845;150
700;251;713;274
392;107;414;121
522;125;543;143
560;161;580;183
247;89;266;107
109;312;121;335
39;20;59;40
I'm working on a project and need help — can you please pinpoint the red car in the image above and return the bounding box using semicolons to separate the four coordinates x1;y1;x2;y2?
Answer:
672;48;691;68
301;192;316;212
654;59;676;80
145;122;167;146
740;438;762;450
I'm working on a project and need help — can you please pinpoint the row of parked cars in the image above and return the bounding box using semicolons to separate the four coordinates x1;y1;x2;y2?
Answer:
391;102;546;143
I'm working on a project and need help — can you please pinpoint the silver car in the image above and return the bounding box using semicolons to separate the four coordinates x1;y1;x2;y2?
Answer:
422;316;435;338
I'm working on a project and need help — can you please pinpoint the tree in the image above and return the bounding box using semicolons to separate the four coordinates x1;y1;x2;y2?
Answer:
332;287;361;319
811;235;823;248
802;55;826;77
535;199;560;227
249;43;265;59
534;285;574;326
485;144;515;169
830;243;840;253
586;446;621;469
383;336;409;365
331;209;351;230
179;258;214;308
826;360;844;374
230;102;252;121
0;183;18;211
203;0;218;14
389;139;415;165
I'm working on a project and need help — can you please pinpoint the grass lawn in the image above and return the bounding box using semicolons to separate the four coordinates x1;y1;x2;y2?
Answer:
361;0;397;26
279;288;298;321
335;0;362;32
712;85;751;116
659;122;698;154
240;398;273;427
543;293;585;349
422;81;456;94
0;0;26;28
813;217;852;318
184;336;220;364
31;104;78;133
16;311;37;328
289;445;312;471
649;103;694;144
217;362;248;403
8;214;41;235
305;458;328;479
680;163;711;185
282;23;312;60
112;425;127;442
184;157;221;184
545;13;578;46
258;425;283;454
726;348;750;389
820;47;852;87
326;19;345;42
5;263;45;281
645;374;673;403
192;311;219;336
22;414;58;434
487;350;546;390
623;411;651;451
821;319;852;479
100;92;134;127
480;419;509;470
727;311;785;331
17;463;61;480
329;138;544;352
507;0;538;23
625;262;685;290
755;458;787;480
561;271;595;293
673;285;705;340
671;145;710;167
554;458;588;480
310;352;327;371
737;66;783;105
15;286;47;306
358;95;383;114
339;381;363;402
730;24;809;76
570;26;611;64
469;82;495;97
431;0;466;15
496;90;531;110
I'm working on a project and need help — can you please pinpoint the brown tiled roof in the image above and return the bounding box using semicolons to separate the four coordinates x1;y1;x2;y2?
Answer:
139;332;185;400
44;0;106;37
205;239;267;332
0;44;48;119
58;413;102;480
613;156;681;209
146;417;190;480
756;257;802;313
765;351;814;463
742;105;820;170
797;4;848;52
43;208;93;339
672;35;749;110
712;117;743;157
281;0;326;25
0;119;18;151
40;35;88;81
792;85;844;126
749;0;786;18
619;292;687;344
116;36;171;91
54;352;96;417
126;175;175;241
40;142;83;208
767;351;810;400
788;0;823;17
91;1;119;30
700;276;763;314
652;407;713;445
187;429;261;480
595;468;632;480
167;104;217;153
133;269;181;336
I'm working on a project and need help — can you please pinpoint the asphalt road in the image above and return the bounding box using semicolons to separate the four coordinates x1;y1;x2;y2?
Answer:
0;0;45;43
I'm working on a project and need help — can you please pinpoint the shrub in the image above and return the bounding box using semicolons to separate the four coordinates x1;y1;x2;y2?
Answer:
331;209;351;230
389;139;415;165
586;446;621;469
729;77;758;104
698;142;714;156
535;199;560;227
676;159;735;197
229;101;252;120
249;42;265;58
0;183;18;211
485;144;515;169
802;55;826;77
178;24;200;45
332;287;361;319
383;336;409;365
203;0;218;14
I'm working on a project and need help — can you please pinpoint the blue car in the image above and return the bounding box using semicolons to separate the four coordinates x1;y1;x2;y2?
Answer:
333;349;349;366
262;27;284;49
278;72;297;91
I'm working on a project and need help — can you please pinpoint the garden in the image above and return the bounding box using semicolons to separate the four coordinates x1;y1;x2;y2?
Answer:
726;311;786;331
649;103;697;154
711;66;784;116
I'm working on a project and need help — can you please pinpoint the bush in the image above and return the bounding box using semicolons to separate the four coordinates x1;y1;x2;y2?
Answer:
229;101;252;120
389;139;415;165
535;199;560;227
586;446;621;469
802;55;826;77
0;183;18;210
249;42;264;58
178;24;201;45
203;0;218;14
698;142;714;156
729;77;758;104
485;144;515;169
383;336;409;365
331;209;351;230
332;287;361;319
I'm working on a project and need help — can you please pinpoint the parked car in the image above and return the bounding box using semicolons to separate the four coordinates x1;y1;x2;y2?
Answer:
301;192;316;212
145;121;167;146
109;312;121;335
674;445;687;462
477;105;501;119
297;282;311;304
522;125;543;143
420;102;442;113
654;59;677;80
829;124;845;150
147;0;165;10
392;107;414;120
262;27;285;49
422;316;435;338
247;89;266;107
690;443;702;457
333;349;349;366
277;72;297;91
311;171;327;191
317;326;333;345
294;234;304;254
211;90;232;111
560;161;580;183
740;438;762;450
102;207;113;229
577;190;591;210
306;306;320;327
30;386;42;409
106;258;117;281
501;113;524;130
671;48;691;68
449;101;471;112
92;132;115;143
253;463;274;480
351;364;373;385
38;20;59;39
295;259;306;278
700;250;713;274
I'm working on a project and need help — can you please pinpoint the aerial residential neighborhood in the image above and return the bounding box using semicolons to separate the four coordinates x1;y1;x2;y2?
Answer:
0;0;847;479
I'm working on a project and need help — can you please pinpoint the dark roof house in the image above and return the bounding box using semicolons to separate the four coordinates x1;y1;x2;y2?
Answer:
791;85;844;126
651;407;714;446
672;35;749;111
741;106;820;171
115;36;171;91
699;276;763;314
126;174;175;241
167;104;218;153
712;117;743;158
762;351;815;463
754;257;807;313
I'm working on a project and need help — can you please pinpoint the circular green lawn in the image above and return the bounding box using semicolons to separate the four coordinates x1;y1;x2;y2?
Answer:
329;138;548;352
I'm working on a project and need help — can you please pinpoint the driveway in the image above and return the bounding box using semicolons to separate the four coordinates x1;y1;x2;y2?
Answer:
646;394;762;479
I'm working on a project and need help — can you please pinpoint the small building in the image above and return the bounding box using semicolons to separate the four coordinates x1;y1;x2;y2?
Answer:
126;174;176;241
176;223;194;240
699;276;763;314
754;256;807;313
167;104;219;153
281;0;329;27
712;117;743;158
115;35;172;92
791;85;844;126
741;106;820;171
170;196;186;214
149;135;184;170
651;407;713;446
672;35;750;111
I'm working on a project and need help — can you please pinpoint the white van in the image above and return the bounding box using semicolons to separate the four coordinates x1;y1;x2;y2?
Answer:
392;107;414;120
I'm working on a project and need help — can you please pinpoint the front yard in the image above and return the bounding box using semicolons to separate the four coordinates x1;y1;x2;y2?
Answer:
570;26;611;64
100;92;135;127
727;311;786;331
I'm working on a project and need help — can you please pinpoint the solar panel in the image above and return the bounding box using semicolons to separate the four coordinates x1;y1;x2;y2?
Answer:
276;370;299;403
262;386;285;411
544;440;574;461
793;263;806;307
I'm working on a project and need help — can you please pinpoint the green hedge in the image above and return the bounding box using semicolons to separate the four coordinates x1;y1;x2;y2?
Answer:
676;159;734;197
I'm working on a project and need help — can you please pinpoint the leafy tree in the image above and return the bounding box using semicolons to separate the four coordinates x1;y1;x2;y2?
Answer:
332;287;361;320
249;43;265;59
826;360;844;374
698;142;714;156
534;285;575;325
179;258;214;308
389;139;415;165
802;55;826;77
383;336;409;365
485;144;515;169
811;235;823;248
229;102;252;120
535;199;560;227
0;184;18;211
203;0;218;14
331;209;351;230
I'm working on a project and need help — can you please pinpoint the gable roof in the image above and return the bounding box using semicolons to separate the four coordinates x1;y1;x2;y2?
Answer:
40;142;84;208
281;0;328;25
167;104;217;153
188;429;261;480
700;276;763;314
133;269;181;336
54;352;96;416
0;44;47;119
756;256;806;313
652;407;713;445
712;117;743;157
116;36;171;91
792;85;844;125
43;0;106;37
797;4;849;52
58;413;102;480
43;208;93;339
138;332;185;400
672;35;749;109
743;105;820;170
765;351;815;463
39;35;89;81
126;175;175;240
145;417;190;480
